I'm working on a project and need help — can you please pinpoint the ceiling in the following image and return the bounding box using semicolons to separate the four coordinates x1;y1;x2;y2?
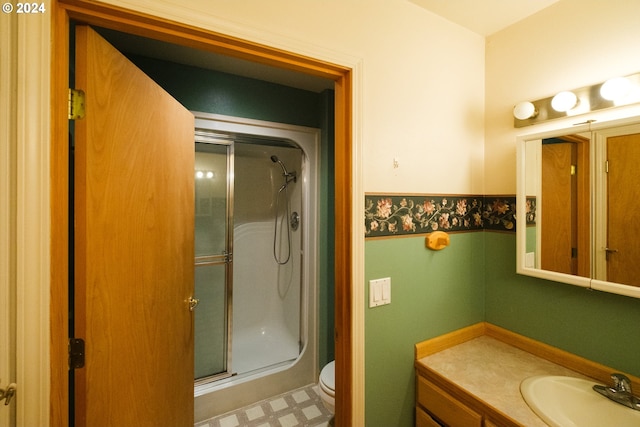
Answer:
100;1;560;93
410;0;561;36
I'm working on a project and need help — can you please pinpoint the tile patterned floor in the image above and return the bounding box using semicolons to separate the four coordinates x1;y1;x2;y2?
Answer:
196;384;334;427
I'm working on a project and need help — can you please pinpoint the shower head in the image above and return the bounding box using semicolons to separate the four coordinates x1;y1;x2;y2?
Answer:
271;155;288;175
271;154;297;185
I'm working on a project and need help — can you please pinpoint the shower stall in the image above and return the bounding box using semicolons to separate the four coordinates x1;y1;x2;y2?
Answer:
192;113;319;421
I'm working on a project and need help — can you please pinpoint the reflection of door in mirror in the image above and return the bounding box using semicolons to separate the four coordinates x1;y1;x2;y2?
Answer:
541;135;590;277
606;132;640;286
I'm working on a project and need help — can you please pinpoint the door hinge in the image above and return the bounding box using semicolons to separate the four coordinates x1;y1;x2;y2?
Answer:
570;164;576;175
68;88;86;120
69;338;85;369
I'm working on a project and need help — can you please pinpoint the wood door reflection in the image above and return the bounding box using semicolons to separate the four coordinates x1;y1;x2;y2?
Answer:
606;132;640;286
541;135;590;277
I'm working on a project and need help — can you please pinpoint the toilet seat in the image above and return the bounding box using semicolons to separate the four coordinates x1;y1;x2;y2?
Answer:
319;360;335;397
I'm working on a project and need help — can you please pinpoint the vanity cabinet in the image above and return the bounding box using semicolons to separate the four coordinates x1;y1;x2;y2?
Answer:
415;373;501;427
416;407;445;427
416;375;481;426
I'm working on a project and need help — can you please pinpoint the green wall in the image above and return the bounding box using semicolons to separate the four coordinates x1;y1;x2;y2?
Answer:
129;56;324;128
364;230;640;427
317;91;336;368
128;55;336;368
365;233;485;427
484;232;640;376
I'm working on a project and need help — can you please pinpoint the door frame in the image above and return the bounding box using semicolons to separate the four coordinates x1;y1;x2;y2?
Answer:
0;10;14;425
50;1;361;426
3;6;50;426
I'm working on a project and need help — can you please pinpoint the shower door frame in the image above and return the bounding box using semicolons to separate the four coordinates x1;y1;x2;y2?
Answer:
194;133;235;386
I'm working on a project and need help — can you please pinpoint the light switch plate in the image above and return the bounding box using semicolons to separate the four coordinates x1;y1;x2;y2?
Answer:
369;277;391;307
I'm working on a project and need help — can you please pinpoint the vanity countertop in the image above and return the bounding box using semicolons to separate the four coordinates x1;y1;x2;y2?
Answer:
417;335;592;426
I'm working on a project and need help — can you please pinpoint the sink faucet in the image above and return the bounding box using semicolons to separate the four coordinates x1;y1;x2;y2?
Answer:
613;373;633;393
593;373;640;411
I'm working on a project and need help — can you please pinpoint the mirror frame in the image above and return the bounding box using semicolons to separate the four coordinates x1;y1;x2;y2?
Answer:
516;114;640;299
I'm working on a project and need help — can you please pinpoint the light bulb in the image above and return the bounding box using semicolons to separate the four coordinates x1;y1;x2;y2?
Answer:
600;77;632;101
551;91;578;112
513;101;537;120
195;171;204;179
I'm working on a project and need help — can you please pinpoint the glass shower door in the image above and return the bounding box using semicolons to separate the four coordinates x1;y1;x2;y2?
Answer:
194;140;233;383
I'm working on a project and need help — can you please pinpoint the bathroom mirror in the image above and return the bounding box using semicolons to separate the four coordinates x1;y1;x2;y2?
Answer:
516;115;640;299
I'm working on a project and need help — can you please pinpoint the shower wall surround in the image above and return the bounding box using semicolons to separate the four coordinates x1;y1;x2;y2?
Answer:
365;194;537;238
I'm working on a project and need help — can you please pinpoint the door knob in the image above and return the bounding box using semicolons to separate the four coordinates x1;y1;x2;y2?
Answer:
188;297;199;312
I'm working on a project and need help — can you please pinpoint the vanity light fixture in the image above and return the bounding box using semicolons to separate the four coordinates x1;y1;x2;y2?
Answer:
513;71;640;127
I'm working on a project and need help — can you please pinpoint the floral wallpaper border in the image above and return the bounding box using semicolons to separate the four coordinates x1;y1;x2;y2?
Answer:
364;194;537;238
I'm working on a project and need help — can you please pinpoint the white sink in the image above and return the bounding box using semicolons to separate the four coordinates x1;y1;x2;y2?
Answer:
520;375;640;427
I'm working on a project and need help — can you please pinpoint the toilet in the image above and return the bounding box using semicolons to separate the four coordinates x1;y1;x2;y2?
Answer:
318;360;335;414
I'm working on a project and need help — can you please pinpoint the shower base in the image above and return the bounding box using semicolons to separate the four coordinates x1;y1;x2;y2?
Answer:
233;324;300;375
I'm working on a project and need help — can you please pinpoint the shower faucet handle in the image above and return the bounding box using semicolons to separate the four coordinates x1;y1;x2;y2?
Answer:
290;212;300;231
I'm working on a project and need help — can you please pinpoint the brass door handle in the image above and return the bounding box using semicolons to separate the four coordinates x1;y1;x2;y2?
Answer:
188;297;199;312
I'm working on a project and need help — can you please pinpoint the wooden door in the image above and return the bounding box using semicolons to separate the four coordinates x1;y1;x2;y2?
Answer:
607;132;640;286
74;26;195;427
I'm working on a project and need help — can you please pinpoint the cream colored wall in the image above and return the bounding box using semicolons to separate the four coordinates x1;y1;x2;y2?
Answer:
108;0;486;194
485;0;640;194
